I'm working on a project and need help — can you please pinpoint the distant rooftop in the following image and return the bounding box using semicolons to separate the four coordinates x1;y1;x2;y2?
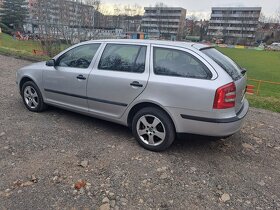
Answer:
212;7;262;11
144;7;186;10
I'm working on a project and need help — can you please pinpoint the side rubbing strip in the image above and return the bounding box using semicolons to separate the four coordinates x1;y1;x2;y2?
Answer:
44;89;127;107
45;89;87;99
87;97;128;107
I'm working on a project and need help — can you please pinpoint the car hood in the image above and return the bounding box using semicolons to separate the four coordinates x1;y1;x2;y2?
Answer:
20;61;46;70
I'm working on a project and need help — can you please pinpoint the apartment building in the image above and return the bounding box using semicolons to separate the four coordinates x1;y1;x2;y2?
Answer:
26;0;94;34
94;11;142;32
141;7;186;40
208;7;261;45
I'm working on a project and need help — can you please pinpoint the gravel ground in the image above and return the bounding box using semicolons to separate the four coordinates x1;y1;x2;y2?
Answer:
0;54;280;210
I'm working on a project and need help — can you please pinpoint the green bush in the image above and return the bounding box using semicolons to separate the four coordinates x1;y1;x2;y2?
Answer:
0;22;13;35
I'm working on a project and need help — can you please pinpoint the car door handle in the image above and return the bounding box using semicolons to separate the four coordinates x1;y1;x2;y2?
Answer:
130;81;143;87
76;75;86;80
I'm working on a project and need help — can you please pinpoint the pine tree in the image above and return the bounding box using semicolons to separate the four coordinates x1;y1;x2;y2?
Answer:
0;0;29;30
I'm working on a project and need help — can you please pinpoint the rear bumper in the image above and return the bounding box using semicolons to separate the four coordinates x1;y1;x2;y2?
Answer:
170;99;249;136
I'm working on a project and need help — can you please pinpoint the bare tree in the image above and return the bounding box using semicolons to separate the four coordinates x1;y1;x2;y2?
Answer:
188;14;198;21
259;12;267;23
31;0;96;55
99;6;113;30
113;4;122;28
32;0;62;56
132;4;143;16
85;0;100;9
185;14;199;36
54;0;95;44
276;7;280;23
85;0;101;29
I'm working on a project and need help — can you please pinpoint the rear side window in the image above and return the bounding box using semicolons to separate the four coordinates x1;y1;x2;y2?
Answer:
201;48;242;81
153;47;212;79
98;44;146;73
57;44;100;69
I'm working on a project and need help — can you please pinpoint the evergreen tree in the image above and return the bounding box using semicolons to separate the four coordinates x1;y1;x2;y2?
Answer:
0;0;29;30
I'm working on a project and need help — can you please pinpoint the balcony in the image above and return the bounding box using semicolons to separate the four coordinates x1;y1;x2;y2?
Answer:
144;13;182;17
142;18;180;22
211;13;260;18
208;26;257;31
208;32;255;38
209;20;258;24
141;23;179;28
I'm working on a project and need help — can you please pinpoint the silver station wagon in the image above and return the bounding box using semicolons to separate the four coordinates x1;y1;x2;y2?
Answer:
16;39;249;151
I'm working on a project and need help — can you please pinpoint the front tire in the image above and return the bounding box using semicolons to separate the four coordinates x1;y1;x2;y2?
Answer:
21;81;47;112
132;107;175;151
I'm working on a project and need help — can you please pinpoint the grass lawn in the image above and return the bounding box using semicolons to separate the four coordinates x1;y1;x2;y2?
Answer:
0;33;51;61
218;47;280;82
0;33;50;60
0;33;41;52
218;47;280;112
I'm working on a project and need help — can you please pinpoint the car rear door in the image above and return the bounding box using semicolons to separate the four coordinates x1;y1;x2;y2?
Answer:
86;42;150;118
43;43;101;111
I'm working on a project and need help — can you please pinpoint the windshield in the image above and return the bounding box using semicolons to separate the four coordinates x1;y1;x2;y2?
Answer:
201;48;242;81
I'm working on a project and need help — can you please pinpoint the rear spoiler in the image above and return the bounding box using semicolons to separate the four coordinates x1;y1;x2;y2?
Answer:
199;46;215;51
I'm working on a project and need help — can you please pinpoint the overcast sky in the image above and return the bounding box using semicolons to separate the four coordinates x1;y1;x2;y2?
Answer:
101;0;280;18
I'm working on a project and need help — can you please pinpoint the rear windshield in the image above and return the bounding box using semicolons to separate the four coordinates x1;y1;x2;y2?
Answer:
201;48;242;81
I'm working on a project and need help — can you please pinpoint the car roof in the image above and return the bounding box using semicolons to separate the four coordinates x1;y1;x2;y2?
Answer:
82;39;209;50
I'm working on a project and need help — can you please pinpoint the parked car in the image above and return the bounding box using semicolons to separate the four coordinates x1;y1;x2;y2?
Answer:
266;42;280;51
16;40;249;151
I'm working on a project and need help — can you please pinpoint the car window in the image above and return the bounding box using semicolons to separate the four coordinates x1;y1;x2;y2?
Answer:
98;44;146;73
201;48;242;81
153;47;212;79
57;44;101;69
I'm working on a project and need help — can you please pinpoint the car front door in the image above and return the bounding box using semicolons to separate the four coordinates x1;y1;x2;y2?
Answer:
87;43;150;118
43;43;101;112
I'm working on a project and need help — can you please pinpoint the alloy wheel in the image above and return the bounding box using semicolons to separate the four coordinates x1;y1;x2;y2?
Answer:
136;114;166;146
24;86;39;109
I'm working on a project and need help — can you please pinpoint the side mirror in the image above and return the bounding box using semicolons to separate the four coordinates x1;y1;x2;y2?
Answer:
46;59;55;67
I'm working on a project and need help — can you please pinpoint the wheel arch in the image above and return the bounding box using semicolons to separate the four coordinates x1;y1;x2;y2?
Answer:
19;76;35;94
127;102;176;131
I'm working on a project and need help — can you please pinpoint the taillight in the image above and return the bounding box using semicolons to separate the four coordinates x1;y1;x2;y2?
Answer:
213;82;236;109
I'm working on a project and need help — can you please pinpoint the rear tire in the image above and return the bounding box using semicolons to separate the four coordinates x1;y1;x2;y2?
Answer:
132;107;175;151
21;81;47;112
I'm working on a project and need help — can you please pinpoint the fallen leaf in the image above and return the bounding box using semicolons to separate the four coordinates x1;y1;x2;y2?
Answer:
74;180;86;190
